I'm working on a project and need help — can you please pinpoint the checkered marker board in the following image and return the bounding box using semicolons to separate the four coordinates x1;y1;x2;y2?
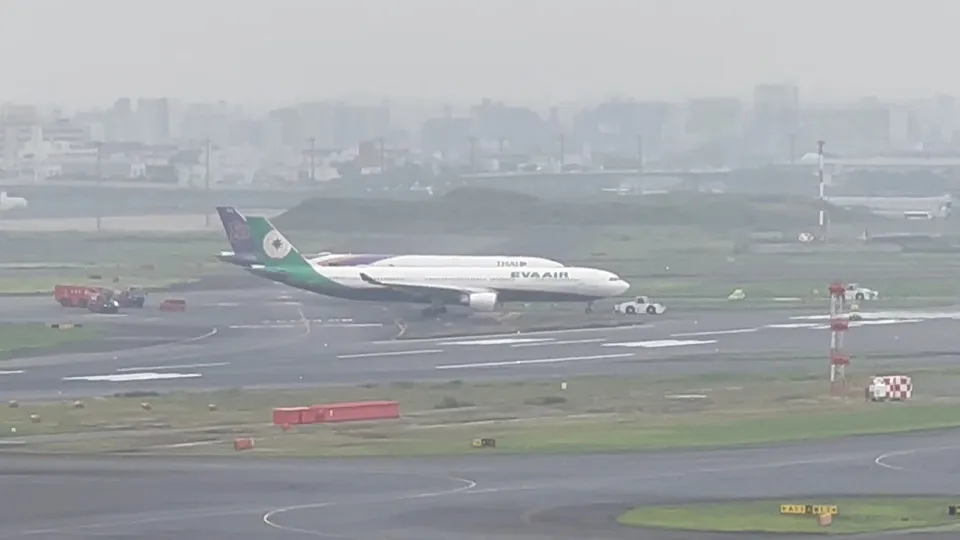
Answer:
869;375;913;401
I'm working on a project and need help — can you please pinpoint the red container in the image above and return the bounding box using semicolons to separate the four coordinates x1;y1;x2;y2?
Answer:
298;407;319;424
312;401;400;423
272;406;310;425
159;299;187;312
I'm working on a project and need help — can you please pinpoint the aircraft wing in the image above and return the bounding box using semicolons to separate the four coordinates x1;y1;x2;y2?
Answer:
359;272;491;300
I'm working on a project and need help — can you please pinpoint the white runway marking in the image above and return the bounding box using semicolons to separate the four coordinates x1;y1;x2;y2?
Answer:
262;475;477;537
874;444;960;472
441;337;555;346
230;323;382;329
435;352;634;370
369;324;649;344
116;362;230;372
337;349;444;359
603;339;717;349
851;318;923;327
62;372;202;382
792;310;960;321
263;318;358;324
213;302;240;307
0;370;24;375
671;329;757;337
805;319;923;330
229;324;300;329
510;338;606;348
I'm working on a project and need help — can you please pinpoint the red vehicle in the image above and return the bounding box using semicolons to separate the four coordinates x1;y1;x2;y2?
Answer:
54;285;102;308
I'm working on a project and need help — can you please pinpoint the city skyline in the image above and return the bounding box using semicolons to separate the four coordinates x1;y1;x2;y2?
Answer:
2;0;959;107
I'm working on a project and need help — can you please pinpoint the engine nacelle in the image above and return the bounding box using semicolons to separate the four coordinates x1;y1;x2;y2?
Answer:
460;291;498;311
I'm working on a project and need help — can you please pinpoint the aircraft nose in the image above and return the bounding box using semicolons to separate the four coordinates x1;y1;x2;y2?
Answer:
611;278;630;295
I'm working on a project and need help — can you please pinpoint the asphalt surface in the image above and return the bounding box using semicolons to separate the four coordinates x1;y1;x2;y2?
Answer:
5;287;960;538
1;430;960;539
3;286;960;399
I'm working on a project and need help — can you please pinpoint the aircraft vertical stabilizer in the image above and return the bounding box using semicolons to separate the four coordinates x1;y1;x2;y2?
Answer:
245;216;312;270
216;206;257;256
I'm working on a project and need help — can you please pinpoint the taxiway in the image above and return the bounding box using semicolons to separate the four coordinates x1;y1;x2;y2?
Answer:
1;429;959;539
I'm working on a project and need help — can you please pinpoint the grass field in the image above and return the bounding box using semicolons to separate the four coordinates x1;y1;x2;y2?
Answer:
617;497;960;534
7;370;960;456
0;323;101;355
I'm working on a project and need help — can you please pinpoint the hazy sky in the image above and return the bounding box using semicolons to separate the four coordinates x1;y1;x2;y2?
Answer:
1;0;956;107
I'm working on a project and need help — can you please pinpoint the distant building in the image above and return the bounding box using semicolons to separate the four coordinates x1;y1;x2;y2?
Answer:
137;98;172;145
106;98;137;142
471;98;548;155
573;100;671;164
751;83;800;159
0;103;39;167
42;119;88;144
685;97;743;141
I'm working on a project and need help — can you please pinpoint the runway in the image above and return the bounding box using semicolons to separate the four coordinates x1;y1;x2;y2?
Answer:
5;287;960;399
1;429;959;539
5;289;960;537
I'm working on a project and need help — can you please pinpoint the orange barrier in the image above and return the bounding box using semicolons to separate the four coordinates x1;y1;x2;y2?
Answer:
159;299;187;312
272;406;311;426
274;402;400;426
311;401;400;423
234;437;254;451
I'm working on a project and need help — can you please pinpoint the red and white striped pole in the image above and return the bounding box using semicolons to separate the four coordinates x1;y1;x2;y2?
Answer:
828;281;850;394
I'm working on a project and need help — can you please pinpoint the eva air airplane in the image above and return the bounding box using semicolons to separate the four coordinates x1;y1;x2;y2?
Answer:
215;206;565;268
243;217;630;316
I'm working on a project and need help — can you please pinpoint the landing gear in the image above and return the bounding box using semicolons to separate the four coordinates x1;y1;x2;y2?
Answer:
585;301;594;314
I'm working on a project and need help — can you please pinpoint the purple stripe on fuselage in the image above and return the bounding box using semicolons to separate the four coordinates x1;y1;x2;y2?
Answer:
320;254;393;266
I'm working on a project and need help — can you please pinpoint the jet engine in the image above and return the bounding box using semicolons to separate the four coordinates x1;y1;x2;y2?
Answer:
460;291;498;311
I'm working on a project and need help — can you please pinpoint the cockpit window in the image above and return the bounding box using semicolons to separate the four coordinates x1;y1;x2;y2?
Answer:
608;277;619;281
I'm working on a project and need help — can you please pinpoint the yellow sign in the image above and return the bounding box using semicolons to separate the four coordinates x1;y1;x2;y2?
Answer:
780;504;838;515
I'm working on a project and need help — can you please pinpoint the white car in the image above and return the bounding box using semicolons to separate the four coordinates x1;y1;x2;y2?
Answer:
614;296;666;315
843;283;880;301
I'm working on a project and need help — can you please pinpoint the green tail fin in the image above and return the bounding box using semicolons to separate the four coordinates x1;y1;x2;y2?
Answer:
245;217;312;269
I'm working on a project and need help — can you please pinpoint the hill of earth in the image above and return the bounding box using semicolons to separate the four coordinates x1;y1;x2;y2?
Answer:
274;187;882;234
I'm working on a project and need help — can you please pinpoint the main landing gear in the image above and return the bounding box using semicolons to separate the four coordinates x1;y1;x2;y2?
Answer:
585;301;594;314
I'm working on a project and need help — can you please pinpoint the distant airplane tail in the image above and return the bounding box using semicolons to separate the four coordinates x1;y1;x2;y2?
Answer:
216;206;257;256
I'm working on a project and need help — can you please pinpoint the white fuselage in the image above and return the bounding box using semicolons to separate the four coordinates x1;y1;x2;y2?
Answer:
312;254;565;268
271;264;630;303
222;252;565;268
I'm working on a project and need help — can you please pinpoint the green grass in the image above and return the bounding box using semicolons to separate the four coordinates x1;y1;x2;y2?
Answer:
617;497;960;534
9;372;960;456
0;323;101;354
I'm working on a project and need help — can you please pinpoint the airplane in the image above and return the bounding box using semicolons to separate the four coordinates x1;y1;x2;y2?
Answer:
0;192;27;213
242;215;630;317
215;206;566;268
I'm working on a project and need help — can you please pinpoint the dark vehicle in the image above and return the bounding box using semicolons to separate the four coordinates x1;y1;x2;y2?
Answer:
117;287;146;308
88;290;120;314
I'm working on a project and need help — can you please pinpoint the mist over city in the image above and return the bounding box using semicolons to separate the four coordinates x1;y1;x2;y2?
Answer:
3;2;960;539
